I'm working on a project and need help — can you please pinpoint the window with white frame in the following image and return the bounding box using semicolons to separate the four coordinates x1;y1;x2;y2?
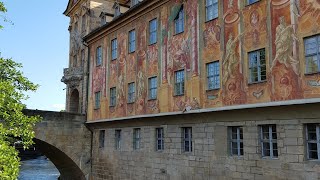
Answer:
128;82;135;103
148;77;157;100
206;0;218;21
260;125;278;158
133;128;141;150
174;70;185;96
110;87;116;107
156;128;164;151
182;127;192;152
149;19;157;45
96;46;102;66
247;0;259;5
94;91;101;109
249;49;266;83
111;38;118;60
174;6;184;34
306;124;320;160
229;127;243;156
115;129;121;150
99;130;105;148
128;30;136;53
304;35;320;74
207;61;220;90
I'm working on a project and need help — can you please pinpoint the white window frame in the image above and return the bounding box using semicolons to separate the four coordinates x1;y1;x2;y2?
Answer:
133;128;141;150
207;61;220;90
306;124;320;160
175;6;184;34
304;35;320;74
156;128;164;151
249;49;266;83
149;18;158;45
110;87;116;107
229;126;243;156
174;70;185;96
148;77;157;100
94;91;101;109
128;82;135;103
206;0;218;21
128;30;136;53
260;125;278;159
111;38;118;60
115;129;121;150
182;127;192;152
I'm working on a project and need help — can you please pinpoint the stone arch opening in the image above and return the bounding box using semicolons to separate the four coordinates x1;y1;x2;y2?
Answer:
69;89;80;113
33;138;86;180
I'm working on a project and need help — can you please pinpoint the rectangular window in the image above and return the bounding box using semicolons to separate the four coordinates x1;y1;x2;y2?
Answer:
260;125;278;158
133;128;141;150
111;38;118;60
149;19;157;45
247;0;259;5
148;77;157;100
174;70;185;96
128;30;136;53
206;0;218;21
229;127;243;156
304;35;320;74
156;128;164;151
99;130;105;148
96;46;102;66
115;130;121;150
128;82;135;103
110;87;116;107
207;61;220;90
94;91;101;109
306;124;320;160
182;127;192;152
82;14;86;33
175;6;184;34
249;49;266;83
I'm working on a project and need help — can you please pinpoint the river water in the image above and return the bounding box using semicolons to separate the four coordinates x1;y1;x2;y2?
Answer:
19;156;60;180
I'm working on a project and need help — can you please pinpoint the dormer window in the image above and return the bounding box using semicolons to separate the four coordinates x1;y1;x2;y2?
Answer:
100;13;106;26
113;2;121;18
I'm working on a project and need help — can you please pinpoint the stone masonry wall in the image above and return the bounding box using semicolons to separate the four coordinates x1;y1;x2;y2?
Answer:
90;103;320;180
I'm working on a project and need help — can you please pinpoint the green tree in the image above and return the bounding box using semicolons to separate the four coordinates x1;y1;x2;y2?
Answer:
0;2;41;179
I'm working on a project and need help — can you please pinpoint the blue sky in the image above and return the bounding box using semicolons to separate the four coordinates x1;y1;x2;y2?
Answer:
0;1;69;111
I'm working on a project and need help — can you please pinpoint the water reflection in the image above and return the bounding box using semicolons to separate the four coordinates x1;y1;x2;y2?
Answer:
19;156;60;180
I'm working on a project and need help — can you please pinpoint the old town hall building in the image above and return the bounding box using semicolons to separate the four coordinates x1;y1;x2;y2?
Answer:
62;0;320;179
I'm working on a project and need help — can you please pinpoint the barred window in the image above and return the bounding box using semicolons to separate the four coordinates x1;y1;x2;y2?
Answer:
249;49;266;83
206;0;218;21
304;35;320;74
133;128;141;150
229;127;243;156
156;128;164;151
148;77;157;100
207;61;220;90
260;125;278;158
174;70;184;96
306;124;320;160
182;127;192;152
175;6;184;34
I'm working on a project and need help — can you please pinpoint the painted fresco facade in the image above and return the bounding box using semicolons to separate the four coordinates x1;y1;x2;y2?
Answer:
80;0;320;121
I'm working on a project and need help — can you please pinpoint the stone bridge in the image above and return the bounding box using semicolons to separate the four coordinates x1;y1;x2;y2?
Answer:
24;110;92;180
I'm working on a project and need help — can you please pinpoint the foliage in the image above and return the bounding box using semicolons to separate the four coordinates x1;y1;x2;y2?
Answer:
0;3;41;179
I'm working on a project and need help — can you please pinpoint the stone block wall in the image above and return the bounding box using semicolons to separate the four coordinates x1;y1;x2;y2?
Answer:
90;103;320;180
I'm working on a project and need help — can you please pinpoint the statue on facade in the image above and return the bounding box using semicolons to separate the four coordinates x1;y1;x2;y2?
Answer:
271;16;299;74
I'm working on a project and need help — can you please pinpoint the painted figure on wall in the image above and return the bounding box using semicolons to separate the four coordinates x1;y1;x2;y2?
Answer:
222;33;242;84
271;16;299;75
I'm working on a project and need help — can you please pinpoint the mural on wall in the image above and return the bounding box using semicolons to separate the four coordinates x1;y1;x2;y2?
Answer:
269;0;302;101
116;33;127;116
222;0;246;106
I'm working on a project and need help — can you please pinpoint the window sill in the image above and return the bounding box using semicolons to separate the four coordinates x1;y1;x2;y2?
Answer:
109;105;116;108
206;88;220;92
229;155;244;159
148;42;157;46
127;101;135;104
174;31;184;36
261;157;279;160
173;93;185;97
205;17;218;23
245;1;261;7
248;80;267;85
148;98;157;101
305;72;320;76
128;50;136;54
94;108;100;110
111;58;117;61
